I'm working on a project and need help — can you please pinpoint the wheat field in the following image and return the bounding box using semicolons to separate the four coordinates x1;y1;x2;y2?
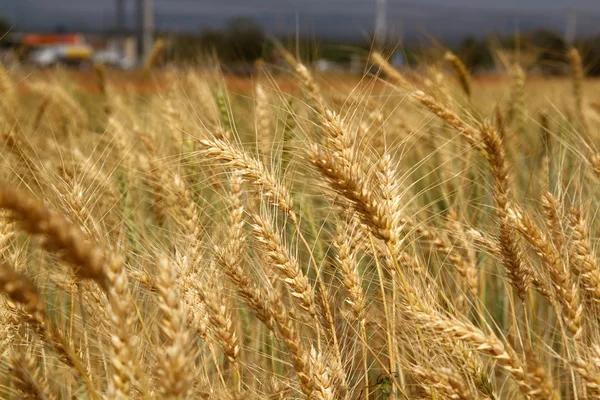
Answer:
1;47;600;399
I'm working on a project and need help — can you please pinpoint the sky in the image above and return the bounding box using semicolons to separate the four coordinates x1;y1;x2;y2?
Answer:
2;0;600;42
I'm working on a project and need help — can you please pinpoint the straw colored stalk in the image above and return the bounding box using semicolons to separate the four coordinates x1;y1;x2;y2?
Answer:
0;261;99;399
567;208;600;302
0;186;142;398
444;51;472;97
370;52;482;149
155;256;195;399
507;206;583;340
410;308;559;399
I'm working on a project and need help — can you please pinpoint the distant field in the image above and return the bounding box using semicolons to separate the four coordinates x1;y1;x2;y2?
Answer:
15;65;599;94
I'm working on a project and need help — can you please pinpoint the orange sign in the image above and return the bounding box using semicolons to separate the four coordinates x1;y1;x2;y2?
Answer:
22;34;82;46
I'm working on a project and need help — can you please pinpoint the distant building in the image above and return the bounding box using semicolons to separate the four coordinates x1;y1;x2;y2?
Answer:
88;34;137;69
313;59;345;72
0;31;137;69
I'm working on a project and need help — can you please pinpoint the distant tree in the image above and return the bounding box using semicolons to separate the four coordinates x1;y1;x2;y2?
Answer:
316;44;364;64
169;17;267;66
169;34;206;63
222;17;265;63
578;35;600;76
0;17;12;36
530;29;568;74
199;28;225;57
457;36;493;71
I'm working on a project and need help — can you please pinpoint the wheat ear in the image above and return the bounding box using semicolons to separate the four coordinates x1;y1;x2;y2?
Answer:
334;221;370;399
309;144;395;245
411;365;475;400
155;256;195;399
444;51;472;97
197;137;296;221
255;83;272;166
0;261;99;399
192;270;241;385
8;349;56;400
370;51;482;149
568;47;587;132
567;207;600;302
479;123;533;300
507;206;583;340
213;174;276;329
0;187;146;398
0;186;108;288
250;214;317;319
411;308;559;399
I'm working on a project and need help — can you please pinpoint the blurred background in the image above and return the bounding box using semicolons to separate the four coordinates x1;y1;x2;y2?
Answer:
1;0;600;76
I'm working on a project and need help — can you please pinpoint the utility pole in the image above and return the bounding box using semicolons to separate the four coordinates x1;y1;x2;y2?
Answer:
137;0;154;64
374;0;387;49
116;0;126;53
116;0;125;34
565;9;577;45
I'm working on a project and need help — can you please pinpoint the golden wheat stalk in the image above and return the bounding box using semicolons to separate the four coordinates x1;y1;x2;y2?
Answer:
250;214;317;318
507;206;583;340
0;186;145;398
142;38;165;79
411;365;475;400
255;83;272;166
479;123;533;300
444;51;471;97
8;349;56;400
0;186;108;288
155;256;195;398
568;47;587;132
410;307;559;399
567;208;600;302
0;261;99;399
370;52;482;149
309;144;395;245
197;137;296;221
